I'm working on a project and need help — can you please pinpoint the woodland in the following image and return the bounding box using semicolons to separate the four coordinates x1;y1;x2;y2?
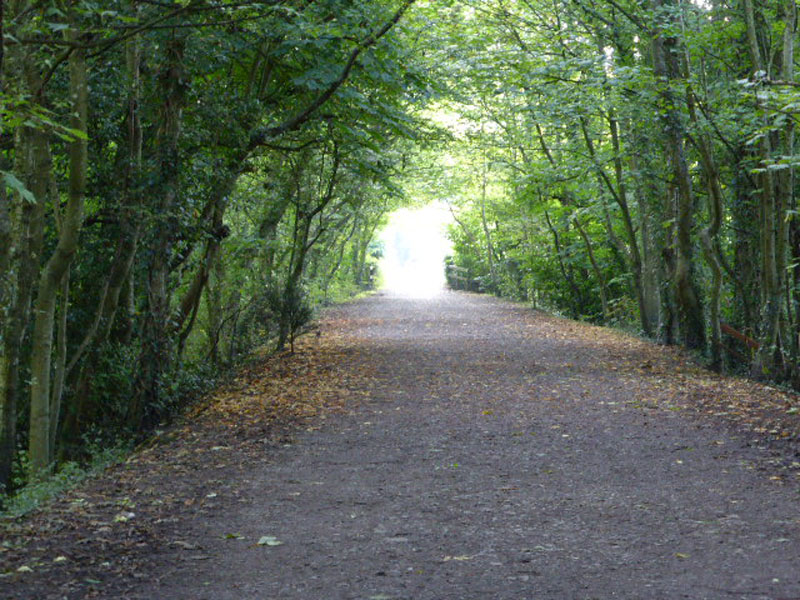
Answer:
1;0;799;504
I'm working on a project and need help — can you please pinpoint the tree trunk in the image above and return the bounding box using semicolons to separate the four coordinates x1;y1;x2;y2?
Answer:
28;36;88;474
0;58;12;492
0;129;48;488
277;144;339;350
95;28;144;346
132;36;186;430
278;215;312;351
49;268;70;453
573;216;609;320
778;0;795;378
544;210;582;317
1;31;50;488
651;0;705;350
205;245;225;366
607;112;650;335
660;186;679;345
175;181;235;358
579;115;649;332
259;193;294;286
628;145;662;336
59;33;144;451
479;143;498;292
325;217;359;297
685;66;725;370
744;0;794;378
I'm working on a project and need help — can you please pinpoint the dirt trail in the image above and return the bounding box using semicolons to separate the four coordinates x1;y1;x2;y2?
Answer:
5;291;800;599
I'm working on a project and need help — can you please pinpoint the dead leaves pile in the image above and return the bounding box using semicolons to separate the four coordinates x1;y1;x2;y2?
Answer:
194;333;373;434
0;328;373;598
529;311;800;449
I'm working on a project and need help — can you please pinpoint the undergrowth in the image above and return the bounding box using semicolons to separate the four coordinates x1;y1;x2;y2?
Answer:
0;287;378;520
1;443;131;520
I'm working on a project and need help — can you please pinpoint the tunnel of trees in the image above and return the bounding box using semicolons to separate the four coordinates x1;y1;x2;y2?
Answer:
1;0;799;496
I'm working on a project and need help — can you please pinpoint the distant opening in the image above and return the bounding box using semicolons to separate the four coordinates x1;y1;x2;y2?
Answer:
379;202;453;298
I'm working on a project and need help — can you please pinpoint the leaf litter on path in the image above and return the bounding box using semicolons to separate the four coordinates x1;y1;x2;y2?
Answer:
4;291;800;599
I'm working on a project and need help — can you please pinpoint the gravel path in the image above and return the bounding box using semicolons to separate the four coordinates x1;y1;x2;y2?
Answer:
135;290;800;600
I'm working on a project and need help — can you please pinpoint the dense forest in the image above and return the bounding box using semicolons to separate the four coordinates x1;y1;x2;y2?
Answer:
438;1;800;379
2;0;799;500
0;0;438;497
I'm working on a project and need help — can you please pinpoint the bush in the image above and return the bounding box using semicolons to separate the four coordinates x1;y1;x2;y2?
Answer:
1;442;130;518
266;283;314;352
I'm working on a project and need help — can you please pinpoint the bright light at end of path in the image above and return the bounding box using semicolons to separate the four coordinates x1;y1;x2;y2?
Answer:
379;203;453;298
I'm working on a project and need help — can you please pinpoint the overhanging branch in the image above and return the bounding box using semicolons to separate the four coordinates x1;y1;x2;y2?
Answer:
248;0;415;148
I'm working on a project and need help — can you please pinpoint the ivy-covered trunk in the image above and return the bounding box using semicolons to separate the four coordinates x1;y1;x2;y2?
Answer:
745;0;795;378
651;0;705;350
0;190;10;492
131;35;186;430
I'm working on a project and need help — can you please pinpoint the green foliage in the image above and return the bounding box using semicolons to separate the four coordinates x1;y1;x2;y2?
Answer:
1;0;428;493
417;0;800;374
2;172;36;204
267;283;315;352
1;443;130;518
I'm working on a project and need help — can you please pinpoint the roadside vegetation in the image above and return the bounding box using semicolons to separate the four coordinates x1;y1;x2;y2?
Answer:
1;0;438;500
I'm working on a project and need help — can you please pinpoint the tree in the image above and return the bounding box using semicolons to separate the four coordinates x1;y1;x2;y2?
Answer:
1;0;426;491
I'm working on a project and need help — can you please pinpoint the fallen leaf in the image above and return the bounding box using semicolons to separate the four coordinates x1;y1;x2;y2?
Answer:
257;535;283;546
171;540;199;550
113;512;135;523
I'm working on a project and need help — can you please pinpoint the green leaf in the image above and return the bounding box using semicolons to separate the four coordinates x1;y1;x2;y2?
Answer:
53;126;89;142
2;172;36;204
